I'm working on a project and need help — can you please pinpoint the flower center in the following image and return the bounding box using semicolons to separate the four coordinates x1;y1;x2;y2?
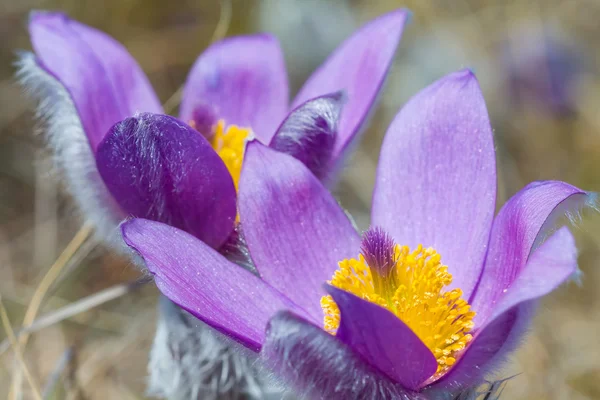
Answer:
321;228;476;376
210;120;251;191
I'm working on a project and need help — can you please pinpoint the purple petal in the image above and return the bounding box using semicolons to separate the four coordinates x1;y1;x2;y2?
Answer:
489;227;577;321
471;181;590;325
180;34;289;142
29;11;162;152
427;227;577;393
16;52;126;245
122;218;298;351
372;70;496;299
239;142;360;322
96;113;236;249
263;311;427;400
327;286;437;390
292;9;408;160
269;92;345;181
424;305;530;395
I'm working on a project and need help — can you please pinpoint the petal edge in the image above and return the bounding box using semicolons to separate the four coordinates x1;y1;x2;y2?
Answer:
372;70;496;299
327;286;438;391
97;113;236;249
122;218;298;351
292;9;409;160
239;141;360;322
29;11;162;151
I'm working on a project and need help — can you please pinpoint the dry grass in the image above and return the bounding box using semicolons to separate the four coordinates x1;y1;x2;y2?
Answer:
1;0;600;398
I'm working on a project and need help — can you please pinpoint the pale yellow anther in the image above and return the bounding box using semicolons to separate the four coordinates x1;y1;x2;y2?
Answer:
322;244;476;376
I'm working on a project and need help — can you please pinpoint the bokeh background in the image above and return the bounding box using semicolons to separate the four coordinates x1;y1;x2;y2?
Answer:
2;0;600;398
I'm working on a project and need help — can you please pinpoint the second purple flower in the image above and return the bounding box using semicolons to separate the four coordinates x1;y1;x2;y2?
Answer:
23;10;408;248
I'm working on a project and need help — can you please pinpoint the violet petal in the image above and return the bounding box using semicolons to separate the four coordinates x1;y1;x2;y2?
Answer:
96;113;236;249
263;311;428;400
239;142;360;323
122;219;298;351
16;52;125;245
327;286;437;391
29;11;162;151
471;181;589;325
424;304;530;395
292;9;408;161
269;91;345;181
428;227;577;393
372;70;496;299
180;34;289;142
489;227;577;322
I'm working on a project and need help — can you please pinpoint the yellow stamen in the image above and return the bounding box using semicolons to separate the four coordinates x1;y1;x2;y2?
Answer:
321;245;475;376
210;120;251;191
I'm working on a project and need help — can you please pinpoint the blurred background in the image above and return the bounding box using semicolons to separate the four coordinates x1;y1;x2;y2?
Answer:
1;0;600;398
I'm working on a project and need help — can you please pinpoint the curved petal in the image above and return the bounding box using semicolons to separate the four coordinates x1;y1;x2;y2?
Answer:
122;219;298;351
96;113;236;249
180;34;289;142
429;227;578;392
270;91;345;181
471;181;590;325
29;11;162;152
16;52;125;245
424;304;529;395
263;311;427;400
239;142;360;322
490;227;577;321
292;9;408;160
372;70;496;298
327;286;437;390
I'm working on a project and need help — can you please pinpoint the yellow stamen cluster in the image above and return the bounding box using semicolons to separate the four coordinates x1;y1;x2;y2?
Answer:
321;245;475;375
210;120;251;191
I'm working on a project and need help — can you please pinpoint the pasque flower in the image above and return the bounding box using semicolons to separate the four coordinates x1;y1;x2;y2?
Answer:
19;9;408;248
121;70;595;399
19;9;408;399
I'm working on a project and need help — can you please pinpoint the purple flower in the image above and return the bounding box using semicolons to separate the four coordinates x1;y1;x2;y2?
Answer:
19;10;408;249
121;70;595;398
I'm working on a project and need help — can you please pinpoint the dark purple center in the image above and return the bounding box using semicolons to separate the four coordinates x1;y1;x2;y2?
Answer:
360;227;397;276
